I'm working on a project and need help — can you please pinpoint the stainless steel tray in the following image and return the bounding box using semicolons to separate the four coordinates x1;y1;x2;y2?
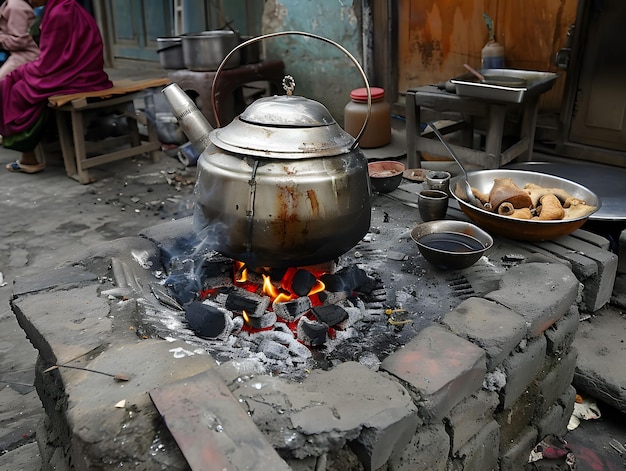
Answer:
450;69;559;103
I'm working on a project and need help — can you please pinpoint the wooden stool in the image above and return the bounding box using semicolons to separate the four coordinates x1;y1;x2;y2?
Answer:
168;60;285;127
47;78;170;184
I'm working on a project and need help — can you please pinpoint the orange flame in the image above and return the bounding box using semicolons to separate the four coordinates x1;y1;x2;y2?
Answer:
234;262;328;304
242;310;250;324
262;274;293;303
309;279;325;296
234;261;247;283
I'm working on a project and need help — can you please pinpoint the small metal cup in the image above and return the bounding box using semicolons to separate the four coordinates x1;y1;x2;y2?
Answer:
418;189;449;221
426;170;451;194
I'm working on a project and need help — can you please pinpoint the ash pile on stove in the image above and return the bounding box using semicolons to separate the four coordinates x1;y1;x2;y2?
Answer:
133;241;410;379
117;199;499;379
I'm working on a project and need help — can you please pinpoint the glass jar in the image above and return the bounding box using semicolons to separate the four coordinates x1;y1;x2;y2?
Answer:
344;87;391;149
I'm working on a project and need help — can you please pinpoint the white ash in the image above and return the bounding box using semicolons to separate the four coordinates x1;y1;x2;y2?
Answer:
483;367;507;392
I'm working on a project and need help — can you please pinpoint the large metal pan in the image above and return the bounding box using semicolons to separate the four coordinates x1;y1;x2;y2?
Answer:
450;169;601;241
463;63;527;87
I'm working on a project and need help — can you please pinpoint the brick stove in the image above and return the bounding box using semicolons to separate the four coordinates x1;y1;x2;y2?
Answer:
10;192;617;470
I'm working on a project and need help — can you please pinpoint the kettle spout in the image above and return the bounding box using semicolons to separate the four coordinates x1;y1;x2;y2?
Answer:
162;83;213;152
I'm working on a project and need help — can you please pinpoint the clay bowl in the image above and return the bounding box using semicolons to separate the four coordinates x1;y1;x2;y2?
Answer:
368;161;406;193
411;220;493;270
450;169;601;241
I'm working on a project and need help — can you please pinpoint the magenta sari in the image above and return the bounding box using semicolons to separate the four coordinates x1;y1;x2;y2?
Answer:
0;0;112;137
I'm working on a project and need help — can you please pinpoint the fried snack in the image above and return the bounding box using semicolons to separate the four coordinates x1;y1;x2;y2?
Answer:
489;178;533;211
563;196;587;208
471;186;490;205
564;203;597;219
524;183;576;207
478;179;597;221
534;194;565;220
497;202;533;219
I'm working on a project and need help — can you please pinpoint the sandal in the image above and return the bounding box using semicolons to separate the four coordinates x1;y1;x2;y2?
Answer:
5;160;46;174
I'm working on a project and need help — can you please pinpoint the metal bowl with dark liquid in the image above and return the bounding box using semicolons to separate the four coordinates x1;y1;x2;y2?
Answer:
410;220;493;270
450;169;601;241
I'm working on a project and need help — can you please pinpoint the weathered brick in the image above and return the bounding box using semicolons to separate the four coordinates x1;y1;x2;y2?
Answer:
560;251;599;279
381;325;486;422
525;232;617;312
495;382;539;451
352;413;421;471
498;425;538;471
574;309;626;413
571;229;611;251
149;368;292;471
445;389;499;454
580;249;618;312
388;423;449;471
501;336;547;409
560;385;577;430
449;420;500;471
537;347;578;415
230;362;418;464
544;305;580;355
485;262;579;336
536;385;576;439
442;297;526;369
12;265;99;296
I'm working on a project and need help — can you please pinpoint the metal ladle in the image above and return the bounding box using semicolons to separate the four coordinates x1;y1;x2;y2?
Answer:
427;122;481;207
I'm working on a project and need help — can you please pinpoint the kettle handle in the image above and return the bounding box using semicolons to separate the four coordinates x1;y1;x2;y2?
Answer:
211;30;371;150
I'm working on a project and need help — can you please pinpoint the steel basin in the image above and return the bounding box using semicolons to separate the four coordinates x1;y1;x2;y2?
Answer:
450;169;601;241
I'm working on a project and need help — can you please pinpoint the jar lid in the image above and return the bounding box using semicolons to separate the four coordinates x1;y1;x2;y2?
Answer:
350;87;385;102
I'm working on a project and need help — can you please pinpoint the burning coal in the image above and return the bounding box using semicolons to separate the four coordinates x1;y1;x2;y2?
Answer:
142;242;388;375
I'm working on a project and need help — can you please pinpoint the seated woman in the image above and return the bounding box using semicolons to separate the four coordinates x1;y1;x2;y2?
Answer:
0;0;40;80
1;0;112;173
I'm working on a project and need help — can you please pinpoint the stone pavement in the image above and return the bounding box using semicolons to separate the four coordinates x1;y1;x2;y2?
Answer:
0;137;197;469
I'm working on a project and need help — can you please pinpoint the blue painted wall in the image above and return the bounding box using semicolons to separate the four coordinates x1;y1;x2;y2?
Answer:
261;0;364;125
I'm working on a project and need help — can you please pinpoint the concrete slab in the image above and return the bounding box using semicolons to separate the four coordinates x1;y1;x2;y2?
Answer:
0;112;197;467
573;306;626;413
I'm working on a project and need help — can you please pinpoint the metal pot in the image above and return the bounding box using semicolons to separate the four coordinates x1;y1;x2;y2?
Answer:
164;31;373;268
156;37;184;69
181;30;240;71
239;35;261;64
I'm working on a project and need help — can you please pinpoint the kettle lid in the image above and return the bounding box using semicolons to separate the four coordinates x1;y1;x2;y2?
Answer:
211;93;357;159
240;95;336;127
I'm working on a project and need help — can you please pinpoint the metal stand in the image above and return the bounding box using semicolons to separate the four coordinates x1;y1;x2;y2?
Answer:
168;60;285;127
405;85;542;169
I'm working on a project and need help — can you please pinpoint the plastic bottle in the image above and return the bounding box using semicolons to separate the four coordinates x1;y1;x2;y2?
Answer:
344;87;391;149
481;39;505;69
481;13;505;69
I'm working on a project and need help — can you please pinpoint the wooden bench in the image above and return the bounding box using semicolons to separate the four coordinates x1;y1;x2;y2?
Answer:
45;78;171;184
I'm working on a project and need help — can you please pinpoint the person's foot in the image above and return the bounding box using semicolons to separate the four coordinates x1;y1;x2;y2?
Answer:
5;160;46;174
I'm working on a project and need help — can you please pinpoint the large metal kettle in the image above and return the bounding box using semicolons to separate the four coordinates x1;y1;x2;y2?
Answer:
163;31;373;269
